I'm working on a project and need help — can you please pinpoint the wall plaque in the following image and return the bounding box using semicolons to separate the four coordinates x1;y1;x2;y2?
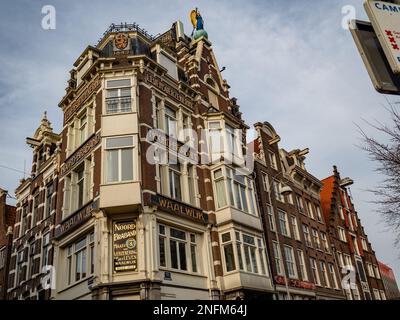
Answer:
113;220;138;272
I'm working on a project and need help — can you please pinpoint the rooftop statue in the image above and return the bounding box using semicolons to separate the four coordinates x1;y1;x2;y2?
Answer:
190;8;208;40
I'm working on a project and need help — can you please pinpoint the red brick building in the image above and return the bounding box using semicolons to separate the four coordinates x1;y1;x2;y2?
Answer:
378;261;400;300
252;122;344;300
321;166;386;300
0;188;16;299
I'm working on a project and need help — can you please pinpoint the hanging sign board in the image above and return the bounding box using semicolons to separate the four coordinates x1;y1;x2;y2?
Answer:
364;0;400;73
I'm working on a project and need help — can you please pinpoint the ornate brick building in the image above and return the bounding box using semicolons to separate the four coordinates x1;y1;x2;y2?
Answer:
320;166;386;300
0;188;16;299
50;19;274;300
7;113;60;300
378;261;400;300
252;122;345;300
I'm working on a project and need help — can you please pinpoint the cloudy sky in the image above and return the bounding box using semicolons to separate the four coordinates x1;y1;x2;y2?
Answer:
1;0;399;283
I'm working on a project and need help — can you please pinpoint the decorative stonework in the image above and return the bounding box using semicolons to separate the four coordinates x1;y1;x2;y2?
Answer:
144;70;193;109
64;76;101;125
60;132;101;177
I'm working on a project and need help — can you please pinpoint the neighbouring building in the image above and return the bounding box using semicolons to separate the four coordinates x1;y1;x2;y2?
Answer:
51;19;274;300
6;113;60;300
252;122;345;300
378;261;400;300
320;166;386;300
0;188;16;299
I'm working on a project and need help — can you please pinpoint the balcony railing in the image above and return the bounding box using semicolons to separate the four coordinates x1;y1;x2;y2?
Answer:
106;97;132;114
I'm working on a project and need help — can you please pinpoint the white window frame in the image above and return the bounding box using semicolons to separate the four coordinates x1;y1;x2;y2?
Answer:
290;215;301;241
66;232;94;286
158;224;199;274
284;245;298;279
105;136;135;184
278;210;291;238
297;249;308;281
105;78;132;114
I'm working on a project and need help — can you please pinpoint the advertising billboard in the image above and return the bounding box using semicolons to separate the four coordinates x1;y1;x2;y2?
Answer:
364;0;400;74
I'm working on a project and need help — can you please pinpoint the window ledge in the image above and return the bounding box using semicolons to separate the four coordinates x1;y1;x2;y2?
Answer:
58;275;94;294
159;268;205;279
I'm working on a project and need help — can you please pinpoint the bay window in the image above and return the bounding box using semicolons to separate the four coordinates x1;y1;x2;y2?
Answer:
105;136;134;183
212;167;257;215
221;230;267;275
242;234;258;273
208;121;224;162
221;232;236;272
158;224;198;273
159;162;197;206
106;79;132;114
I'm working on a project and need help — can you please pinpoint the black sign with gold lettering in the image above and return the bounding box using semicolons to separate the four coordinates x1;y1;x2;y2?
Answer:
150;194;208;224
113;221;138;272
55;200;98;239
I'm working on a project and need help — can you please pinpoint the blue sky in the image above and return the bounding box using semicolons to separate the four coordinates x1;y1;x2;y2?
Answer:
0;0;399;283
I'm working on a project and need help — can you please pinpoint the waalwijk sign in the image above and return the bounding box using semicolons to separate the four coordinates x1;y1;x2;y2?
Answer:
365;0;400;73
150;194;208;224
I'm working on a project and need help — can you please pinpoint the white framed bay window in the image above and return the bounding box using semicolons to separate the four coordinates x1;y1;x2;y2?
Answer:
212;167;257;215
220;230;267;276
158;161;198;206
105;136;135;183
